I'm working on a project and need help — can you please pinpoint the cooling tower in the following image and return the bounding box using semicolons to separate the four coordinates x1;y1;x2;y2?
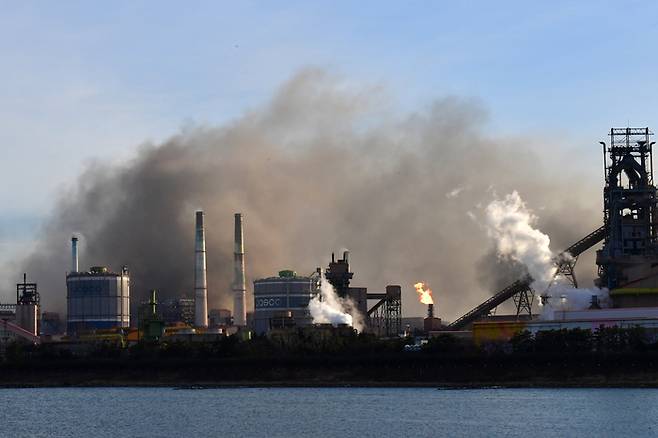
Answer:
194;211;208;328
233;213;247;326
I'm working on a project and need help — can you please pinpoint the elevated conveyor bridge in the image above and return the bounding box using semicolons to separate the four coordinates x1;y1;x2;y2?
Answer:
447;226;606;330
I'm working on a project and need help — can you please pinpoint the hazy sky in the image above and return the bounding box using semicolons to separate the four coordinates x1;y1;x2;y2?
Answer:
2;1;658;288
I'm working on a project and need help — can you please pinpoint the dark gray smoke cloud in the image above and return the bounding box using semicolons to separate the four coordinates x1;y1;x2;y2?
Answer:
14;69;604;320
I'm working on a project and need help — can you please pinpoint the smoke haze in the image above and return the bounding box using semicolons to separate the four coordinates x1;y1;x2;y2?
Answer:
8;69;603;320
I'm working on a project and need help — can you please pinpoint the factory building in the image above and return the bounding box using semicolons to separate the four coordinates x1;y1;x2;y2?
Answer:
325;251;402;337
41;312;63;336
0;274;41;339
253;270;318;334
473;307;658;346
66;236;129;335
159;297;195;326
16;273;39;336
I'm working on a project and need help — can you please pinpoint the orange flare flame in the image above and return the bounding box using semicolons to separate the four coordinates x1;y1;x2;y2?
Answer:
414;282;434;305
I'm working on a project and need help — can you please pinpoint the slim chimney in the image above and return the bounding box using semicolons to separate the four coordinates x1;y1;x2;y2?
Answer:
71;236;79;273
194;211;208;328
233;213;246;326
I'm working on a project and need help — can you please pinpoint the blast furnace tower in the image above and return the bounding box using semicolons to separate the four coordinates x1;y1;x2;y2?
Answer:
596;127;658;306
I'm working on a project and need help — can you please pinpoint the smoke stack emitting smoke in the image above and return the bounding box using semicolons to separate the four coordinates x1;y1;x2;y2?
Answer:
11;69;602;319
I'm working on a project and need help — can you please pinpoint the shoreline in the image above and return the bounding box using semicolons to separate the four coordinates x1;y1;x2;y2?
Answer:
4;380;658;389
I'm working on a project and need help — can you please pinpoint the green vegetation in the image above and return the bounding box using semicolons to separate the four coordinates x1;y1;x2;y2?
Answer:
508;326;655;355
3;327;658;387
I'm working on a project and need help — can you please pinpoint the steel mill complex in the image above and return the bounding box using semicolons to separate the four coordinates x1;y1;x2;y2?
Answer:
4;128;658;350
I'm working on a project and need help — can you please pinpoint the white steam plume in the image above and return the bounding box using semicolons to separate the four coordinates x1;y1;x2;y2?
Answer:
538;284;609;320
308;272;363;331
483;191;608;318
484;191;554;291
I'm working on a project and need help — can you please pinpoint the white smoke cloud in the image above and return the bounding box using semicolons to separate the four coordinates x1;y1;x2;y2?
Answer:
483;191;609;319
308;272;363;331
484;191;554;291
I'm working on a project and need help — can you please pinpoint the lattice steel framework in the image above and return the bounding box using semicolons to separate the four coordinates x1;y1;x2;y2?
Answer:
367;286;402;337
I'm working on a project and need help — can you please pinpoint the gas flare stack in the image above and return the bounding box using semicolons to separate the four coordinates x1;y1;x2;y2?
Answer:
194;210;208;328
415;282;441;332
233;213;247;327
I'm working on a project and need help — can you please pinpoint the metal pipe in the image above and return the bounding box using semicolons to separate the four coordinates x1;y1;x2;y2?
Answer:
71;236;79;273
233;213;247;326
194;211;208;328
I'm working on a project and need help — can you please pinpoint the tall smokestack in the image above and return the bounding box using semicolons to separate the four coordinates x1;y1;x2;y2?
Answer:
194;211;208;328
71;236;79;273
233;213;246;326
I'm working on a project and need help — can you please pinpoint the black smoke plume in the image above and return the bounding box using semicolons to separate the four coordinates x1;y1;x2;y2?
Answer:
15;69;603;319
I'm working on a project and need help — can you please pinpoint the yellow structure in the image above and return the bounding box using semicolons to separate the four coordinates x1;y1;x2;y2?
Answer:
472;321;527;346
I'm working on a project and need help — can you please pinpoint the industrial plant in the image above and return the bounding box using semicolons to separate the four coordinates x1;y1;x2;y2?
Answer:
4;128;658;353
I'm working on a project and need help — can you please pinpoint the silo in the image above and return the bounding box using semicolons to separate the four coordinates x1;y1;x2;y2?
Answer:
253;270;318;334
66;266;130;335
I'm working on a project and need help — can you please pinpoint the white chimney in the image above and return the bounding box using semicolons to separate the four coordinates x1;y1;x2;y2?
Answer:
194;211;208;328
233;213;246;326
71;236;79;273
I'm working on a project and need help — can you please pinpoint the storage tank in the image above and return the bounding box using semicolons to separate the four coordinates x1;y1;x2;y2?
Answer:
253;271;318;334
66;266;130;335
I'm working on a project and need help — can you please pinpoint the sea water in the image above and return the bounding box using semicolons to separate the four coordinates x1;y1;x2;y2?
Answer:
1;387;656;437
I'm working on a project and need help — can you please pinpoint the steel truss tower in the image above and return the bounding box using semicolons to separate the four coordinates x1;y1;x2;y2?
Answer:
596;127;658;290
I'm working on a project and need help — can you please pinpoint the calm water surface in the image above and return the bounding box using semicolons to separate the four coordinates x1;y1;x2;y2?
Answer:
2;387;657;437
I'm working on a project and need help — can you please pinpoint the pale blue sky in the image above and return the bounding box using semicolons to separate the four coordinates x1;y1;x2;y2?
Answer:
2;1;658;265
